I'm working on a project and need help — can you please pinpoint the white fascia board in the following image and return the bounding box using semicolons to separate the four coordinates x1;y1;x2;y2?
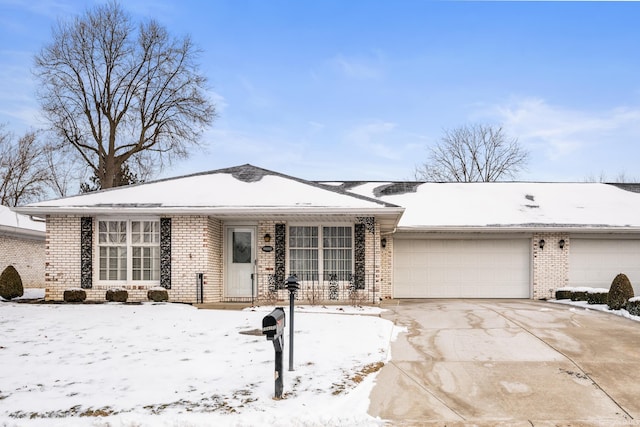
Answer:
13;205;405;218
0;224;46;240
395;225;640;234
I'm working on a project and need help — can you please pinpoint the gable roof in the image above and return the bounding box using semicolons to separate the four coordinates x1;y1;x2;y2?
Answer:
340;181;640;232
14;165;404;230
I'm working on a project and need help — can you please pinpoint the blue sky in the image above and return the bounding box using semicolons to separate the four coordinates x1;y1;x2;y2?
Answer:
1;0;639;182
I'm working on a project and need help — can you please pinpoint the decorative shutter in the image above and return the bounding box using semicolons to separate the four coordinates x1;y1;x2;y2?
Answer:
80;217;93;289
354;223;365;289
160;218;171;289
275;223;286;288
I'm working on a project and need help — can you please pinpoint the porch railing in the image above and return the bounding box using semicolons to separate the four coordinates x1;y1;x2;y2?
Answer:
252;272;378;306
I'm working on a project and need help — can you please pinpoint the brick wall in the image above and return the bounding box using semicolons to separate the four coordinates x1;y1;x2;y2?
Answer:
44;215;387;303
170;215;224;304
0;234;45;288
364;221;383;302
44;215;226;303
257;220;277;297
206;217;224;303
379;235;393;300
45;216;81;300
532;232;569;300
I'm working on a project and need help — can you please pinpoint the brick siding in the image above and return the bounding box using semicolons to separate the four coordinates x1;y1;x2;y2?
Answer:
532;232;569;300
379;235;393;300
0;234;45;288
45;216;81;300
44;215;226;303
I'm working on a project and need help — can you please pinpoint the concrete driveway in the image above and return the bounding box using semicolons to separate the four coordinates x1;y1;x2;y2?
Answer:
369;299;640;426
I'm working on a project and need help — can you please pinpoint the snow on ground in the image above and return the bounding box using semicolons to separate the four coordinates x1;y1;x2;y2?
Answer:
0;288;46;302
0;299;398;426
551;298;640;322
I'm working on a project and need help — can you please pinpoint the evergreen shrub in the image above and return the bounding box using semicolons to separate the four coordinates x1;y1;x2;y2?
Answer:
147;288;169;302
0;265;24;300
106;288;128;302
607;273;634;310
64;288;87;303
570;289;589;302
587;288;609;305
555;288;572;300
627;297;640;316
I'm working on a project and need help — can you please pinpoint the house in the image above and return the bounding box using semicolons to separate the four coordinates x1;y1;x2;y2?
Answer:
0;205;46;288
13;165;403;303
13;164;640;303
338;181;640;299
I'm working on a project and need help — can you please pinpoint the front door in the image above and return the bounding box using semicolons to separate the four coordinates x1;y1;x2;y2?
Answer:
226;227;256;298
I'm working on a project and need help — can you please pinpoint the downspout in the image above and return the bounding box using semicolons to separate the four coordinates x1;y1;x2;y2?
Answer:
29;215;46;223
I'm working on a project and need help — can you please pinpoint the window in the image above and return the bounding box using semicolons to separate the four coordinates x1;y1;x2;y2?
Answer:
323;226;352;281
289;226;352;281
98;219;160;282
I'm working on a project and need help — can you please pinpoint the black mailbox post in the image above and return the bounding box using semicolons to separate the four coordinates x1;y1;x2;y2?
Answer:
262;307;285;398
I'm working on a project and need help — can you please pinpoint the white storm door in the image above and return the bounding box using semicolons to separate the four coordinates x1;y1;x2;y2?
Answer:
226;227;256;298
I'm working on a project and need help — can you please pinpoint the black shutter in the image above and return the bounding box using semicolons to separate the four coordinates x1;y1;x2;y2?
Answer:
160;218;171;289
275;223;286;288
80;217;93;289
354;223;365;289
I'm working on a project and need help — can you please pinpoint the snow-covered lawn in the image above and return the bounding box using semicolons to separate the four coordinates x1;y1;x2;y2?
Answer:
0;295;397;426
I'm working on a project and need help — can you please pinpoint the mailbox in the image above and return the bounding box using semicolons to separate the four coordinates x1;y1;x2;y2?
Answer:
263;307;286;399
262;307;285;340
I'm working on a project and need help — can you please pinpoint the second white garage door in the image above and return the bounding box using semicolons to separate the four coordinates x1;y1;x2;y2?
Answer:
393;239;531;298
569;238;640;295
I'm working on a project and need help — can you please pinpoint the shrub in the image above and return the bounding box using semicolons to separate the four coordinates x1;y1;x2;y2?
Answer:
0;265;24;300
607;273;635;310
587;288;609;305
64;288;87;303
570;289;589;302
555;288;572;300
106;288;128;302
148;288;169;302
627;297;640;316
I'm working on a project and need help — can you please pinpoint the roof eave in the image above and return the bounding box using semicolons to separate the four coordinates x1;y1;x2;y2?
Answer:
395;225;640;234
0;224;46;240
13;206;404;232
14;205;403;215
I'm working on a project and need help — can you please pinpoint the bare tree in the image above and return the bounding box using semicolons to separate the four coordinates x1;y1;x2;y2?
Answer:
416;124;529;182
0;127;51;206
584;171;640;183
33;1;216;189
44;140;90;198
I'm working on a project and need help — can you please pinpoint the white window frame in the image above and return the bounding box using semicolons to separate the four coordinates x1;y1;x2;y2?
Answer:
96;217;161;285
288;224;353;282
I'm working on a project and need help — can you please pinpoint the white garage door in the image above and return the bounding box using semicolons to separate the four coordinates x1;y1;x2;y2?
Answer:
393;239;531;298
569;239;640;295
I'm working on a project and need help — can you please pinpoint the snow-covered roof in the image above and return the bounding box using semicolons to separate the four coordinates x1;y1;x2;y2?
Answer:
14;165;404;230
0;205;45;239
342;181;640;232
15;164;640;233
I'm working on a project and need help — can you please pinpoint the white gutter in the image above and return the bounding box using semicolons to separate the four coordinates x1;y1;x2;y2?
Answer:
0;224;45;240
395;225;640;234
12;206;405;217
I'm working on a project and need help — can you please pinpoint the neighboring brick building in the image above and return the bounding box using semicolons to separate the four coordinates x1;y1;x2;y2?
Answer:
14;165;640;303
0;206;45;288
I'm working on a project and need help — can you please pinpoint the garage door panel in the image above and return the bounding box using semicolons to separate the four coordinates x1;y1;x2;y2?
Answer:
569;239;640;295
393;239;530;298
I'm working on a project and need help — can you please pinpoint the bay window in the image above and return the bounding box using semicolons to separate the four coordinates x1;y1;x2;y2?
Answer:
98;219;160;283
